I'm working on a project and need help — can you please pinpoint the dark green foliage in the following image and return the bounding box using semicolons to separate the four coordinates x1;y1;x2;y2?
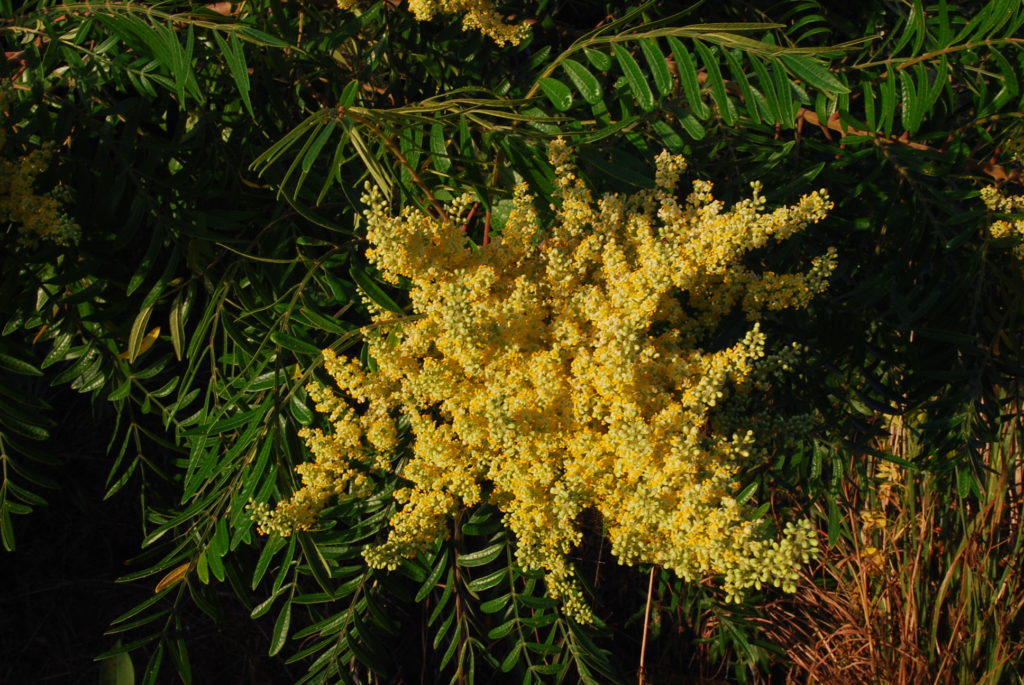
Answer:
2;0;1024;682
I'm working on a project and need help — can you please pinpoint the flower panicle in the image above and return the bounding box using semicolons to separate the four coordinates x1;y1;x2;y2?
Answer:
337;0;530;46
255;140;835;622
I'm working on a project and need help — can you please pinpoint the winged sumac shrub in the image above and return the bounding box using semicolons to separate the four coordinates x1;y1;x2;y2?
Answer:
254;141;833;621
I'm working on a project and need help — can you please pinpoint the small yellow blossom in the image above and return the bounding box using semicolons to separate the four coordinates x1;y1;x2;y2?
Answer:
860;508;887;533
256;140;834;620
875;457;903;506
860;545;885;574
337;0;530;46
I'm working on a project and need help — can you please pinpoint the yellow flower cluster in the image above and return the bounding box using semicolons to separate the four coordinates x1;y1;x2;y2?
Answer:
256;140;833;620
336;0;530;45
0;89;80;247
981;185;1024;261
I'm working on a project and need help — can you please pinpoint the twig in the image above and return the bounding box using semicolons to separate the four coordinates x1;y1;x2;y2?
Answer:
638;566;656;684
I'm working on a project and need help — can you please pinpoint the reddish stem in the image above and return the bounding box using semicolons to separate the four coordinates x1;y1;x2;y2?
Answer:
461;202;479;233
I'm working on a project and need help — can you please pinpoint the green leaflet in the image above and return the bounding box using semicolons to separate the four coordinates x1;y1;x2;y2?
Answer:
561;59;603;104
212;30;253;117
268;597;292;657
349;264;404;315
780;54;849;95
126;304;155;365
722;48;761;125
693;40;737;125
236;26;290;48
430;123;451;173
0;352;42;377
639;38;673;97
613;43;655;111
667;36;711;119
538;77;574;111
269;331;322;357
456;542;503;567
584;47;612;71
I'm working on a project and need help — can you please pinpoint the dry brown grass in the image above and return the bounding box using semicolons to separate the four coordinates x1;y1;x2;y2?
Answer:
759;410;1024;684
